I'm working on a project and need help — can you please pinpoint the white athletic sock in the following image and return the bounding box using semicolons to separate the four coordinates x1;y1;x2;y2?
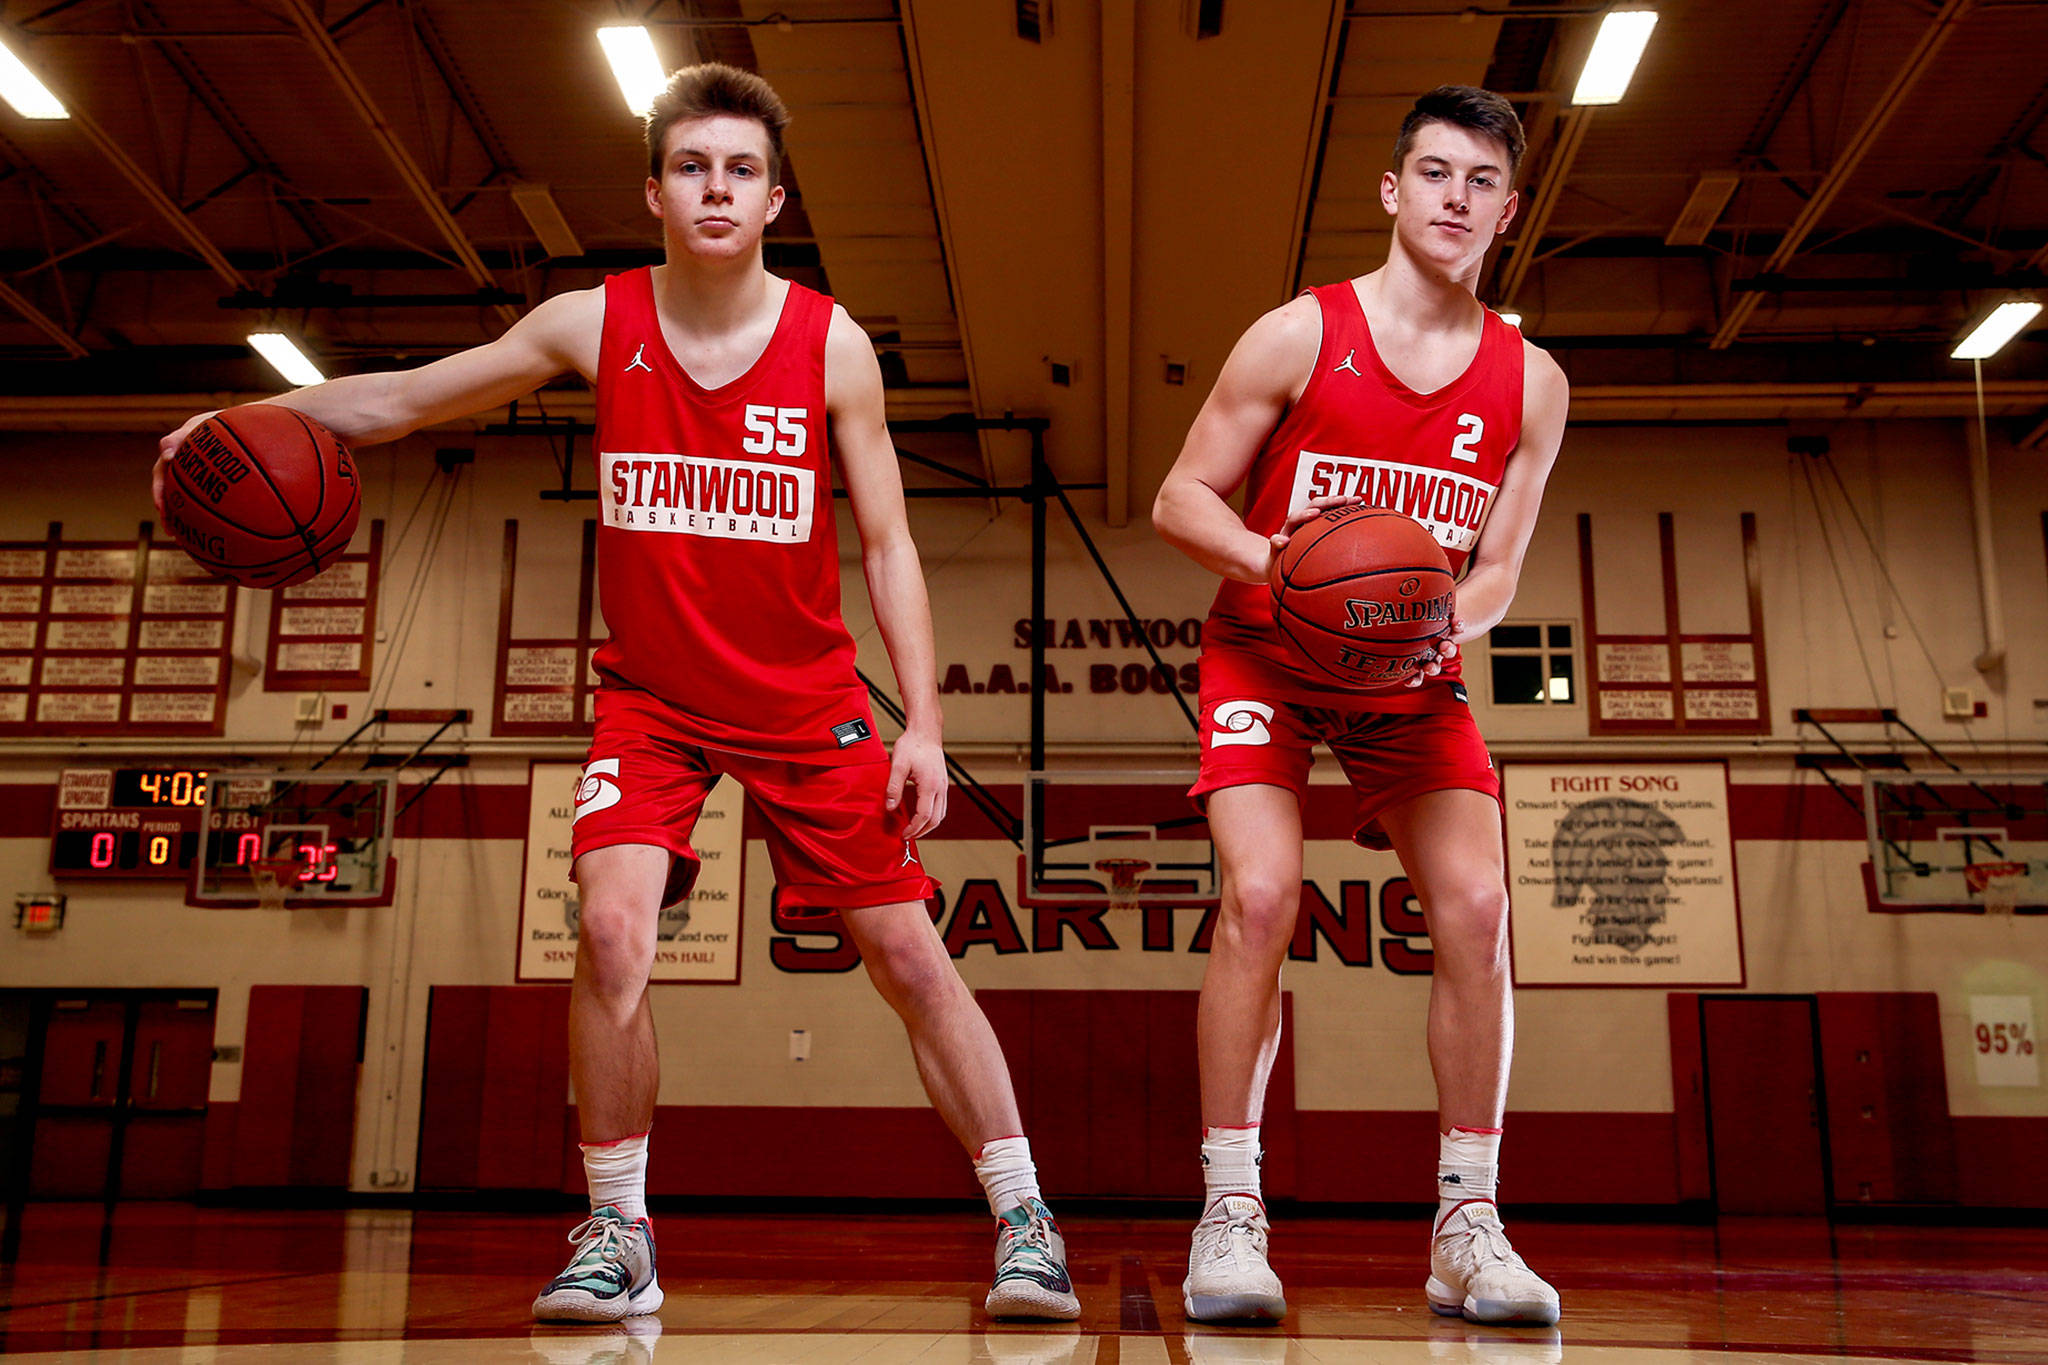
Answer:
1201;1124;1262;1208
974;1135;1042;1217
1436;1125;1500;1228
581;1130;649;1221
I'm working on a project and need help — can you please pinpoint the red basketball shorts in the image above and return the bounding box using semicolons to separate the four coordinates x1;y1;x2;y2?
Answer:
570;687;937;915
1189;693;1500;850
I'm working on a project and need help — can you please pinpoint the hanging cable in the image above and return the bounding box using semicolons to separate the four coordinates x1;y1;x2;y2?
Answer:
1796;455;1888;712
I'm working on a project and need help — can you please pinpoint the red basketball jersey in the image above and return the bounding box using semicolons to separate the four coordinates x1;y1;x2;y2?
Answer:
590;269;882;763
1202;281;1524;713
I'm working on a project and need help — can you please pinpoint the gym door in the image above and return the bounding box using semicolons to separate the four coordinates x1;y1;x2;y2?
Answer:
1702;995;1829;1215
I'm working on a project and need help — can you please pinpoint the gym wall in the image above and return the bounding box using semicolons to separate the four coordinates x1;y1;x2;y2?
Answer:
0;415;2040;1208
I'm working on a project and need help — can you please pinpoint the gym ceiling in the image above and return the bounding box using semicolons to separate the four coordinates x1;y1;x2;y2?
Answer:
1;0;2044;519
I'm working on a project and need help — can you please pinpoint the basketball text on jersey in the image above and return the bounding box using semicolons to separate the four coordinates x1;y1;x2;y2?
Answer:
600;450;816;541
1289;452;1496;553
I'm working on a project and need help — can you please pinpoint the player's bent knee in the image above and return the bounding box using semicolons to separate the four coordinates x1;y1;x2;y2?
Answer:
1426;884;1511;961
1221;878;1301;949
864;937;962;1012
572;898;657;981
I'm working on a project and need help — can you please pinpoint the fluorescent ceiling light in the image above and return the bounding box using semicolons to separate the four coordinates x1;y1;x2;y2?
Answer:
597;26;667;117
248;332;325;388
511;182;584;258
1951;299;2041;361
1572;8;1658;105
1498;310;1524;329
0;37;68;119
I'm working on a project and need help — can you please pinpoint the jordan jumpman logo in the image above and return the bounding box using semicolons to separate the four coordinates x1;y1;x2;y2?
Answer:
624;343;653;373
1333;349;1362;376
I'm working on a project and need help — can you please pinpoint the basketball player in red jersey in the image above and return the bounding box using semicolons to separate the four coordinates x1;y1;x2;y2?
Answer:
153;64;1077;1324
1153;87;1569;1326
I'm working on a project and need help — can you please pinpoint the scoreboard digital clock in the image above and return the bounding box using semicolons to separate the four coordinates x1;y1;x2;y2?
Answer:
50;767;214;878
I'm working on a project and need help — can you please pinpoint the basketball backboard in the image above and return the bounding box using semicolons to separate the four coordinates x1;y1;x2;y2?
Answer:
1020;770;1218;908
189;770;397;908
1864;771;2047;911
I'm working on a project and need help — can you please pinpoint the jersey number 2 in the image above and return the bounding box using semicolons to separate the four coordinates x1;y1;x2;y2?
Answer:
1450;414;1483;463
742;404;808;458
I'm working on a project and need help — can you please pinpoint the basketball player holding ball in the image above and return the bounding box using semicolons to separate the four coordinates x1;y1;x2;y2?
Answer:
152;65;1077;1324
1153;87;1570;1326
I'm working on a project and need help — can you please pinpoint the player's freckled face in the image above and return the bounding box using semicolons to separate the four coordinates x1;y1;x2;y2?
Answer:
645;114;785;261
1380;123;1517;275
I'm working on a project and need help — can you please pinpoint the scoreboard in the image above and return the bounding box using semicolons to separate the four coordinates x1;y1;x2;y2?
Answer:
49;766;211;878
49;765;389;899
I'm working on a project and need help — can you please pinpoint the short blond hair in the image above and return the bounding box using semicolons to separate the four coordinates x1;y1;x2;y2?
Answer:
644;62;791;183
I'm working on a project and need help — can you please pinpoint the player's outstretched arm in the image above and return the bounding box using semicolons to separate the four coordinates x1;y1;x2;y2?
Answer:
1448;342;1569;643
152;287;603;512
828;305;947;838
1152;295;1338;583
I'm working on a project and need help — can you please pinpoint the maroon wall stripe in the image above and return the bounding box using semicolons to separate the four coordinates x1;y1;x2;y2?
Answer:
0;778;1930;843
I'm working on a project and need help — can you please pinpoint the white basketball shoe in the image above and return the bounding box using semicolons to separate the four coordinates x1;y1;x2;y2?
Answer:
1426;1201;1560;1326
1182;1194;1287;1322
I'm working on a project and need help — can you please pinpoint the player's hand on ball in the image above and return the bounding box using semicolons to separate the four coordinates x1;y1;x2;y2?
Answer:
153;410;220;516
1404;616;1464;688
1269;495;1364;552
887;725;948;839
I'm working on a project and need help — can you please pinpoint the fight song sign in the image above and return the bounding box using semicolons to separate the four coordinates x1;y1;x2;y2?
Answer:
1503;763;1745;988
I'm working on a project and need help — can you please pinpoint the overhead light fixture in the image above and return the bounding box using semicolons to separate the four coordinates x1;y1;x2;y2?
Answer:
1666;170;1741;246
1951;299;2041;361
0;37;68;119
597;26;667;117
1498;310;1524;329
1572;7;1658;105
247;332;325;388
510;182;584;259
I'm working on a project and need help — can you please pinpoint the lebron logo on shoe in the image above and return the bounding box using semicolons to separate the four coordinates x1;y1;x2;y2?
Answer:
624;343;653;373
1332;349;1363;377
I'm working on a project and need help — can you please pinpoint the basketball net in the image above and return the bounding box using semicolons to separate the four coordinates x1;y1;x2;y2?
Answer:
249;858;298;913
1964;860;2027;917
1095;857;1152;912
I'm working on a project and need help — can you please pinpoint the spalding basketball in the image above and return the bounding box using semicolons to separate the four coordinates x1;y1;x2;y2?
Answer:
162;405;360;589
1270;505;1455;689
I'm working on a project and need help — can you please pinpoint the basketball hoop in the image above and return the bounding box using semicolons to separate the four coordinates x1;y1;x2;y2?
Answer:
1964;860;2028;916
248;858;300;912
1095;857;1152;912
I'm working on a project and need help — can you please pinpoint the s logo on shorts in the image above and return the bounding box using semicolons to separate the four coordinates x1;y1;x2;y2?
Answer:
573;758;622;822
1209;700;1276;748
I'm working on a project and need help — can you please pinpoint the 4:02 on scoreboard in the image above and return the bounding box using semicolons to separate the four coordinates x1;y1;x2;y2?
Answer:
49;765;211;878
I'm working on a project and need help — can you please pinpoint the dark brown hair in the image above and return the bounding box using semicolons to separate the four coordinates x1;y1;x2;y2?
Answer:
1391;86;1525;182
644;62;791;183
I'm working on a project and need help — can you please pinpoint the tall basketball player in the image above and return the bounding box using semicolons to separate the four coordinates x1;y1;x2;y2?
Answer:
1152;87;1569;1325
153;64;1078;1324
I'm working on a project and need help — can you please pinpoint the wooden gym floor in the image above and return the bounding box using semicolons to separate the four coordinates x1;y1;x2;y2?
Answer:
1;1203;2044;1362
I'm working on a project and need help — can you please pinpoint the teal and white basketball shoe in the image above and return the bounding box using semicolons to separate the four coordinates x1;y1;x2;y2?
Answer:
985;1198;1081;1320
531;1206;664;1322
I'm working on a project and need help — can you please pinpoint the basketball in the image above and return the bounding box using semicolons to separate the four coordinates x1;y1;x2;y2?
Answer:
161;405;361;589
1269;505;1455;689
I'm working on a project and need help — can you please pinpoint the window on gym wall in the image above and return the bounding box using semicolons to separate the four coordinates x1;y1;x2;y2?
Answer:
1488;622;1576;705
